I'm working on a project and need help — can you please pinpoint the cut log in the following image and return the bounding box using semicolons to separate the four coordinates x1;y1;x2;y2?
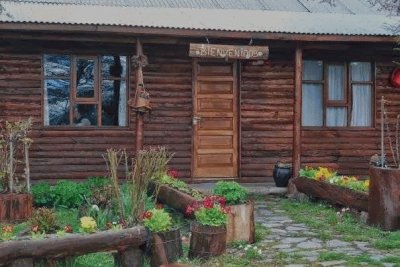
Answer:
0;193;33;222
149;228;183;267
226;201;255;244
368;166;400;230
0;226;147;266
114;247;144;267
188;222;226;260
155;184;202;214
293;177;368;211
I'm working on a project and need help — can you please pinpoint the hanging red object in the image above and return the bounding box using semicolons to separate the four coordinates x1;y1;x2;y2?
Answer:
390;67;400;88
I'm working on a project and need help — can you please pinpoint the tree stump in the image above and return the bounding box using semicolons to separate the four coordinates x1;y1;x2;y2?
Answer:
0;193;33;222
188;222;226;260
226;201;255;244
149;228;183;267
115;248;144;267
368;166;400;230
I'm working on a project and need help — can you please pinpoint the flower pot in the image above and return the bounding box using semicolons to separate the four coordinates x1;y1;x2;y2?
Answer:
0;193;33;222
368;166;400;230
188;222;226;259
273;163;292;187
226;201;255;244
149;228;183;267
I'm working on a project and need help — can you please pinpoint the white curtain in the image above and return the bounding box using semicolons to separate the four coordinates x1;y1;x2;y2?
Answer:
302;84;323;126
351;85;372;126
328;65;344;100
327;107;347;127
351;62;371;82
118;81;127;127
303;60;323;80
44;81;50;126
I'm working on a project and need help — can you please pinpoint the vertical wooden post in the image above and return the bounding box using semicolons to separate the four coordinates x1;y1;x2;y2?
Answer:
135;38;144;153
292;46;302;185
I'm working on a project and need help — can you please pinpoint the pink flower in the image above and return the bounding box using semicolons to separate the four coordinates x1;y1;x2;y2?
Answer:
167;168;179;179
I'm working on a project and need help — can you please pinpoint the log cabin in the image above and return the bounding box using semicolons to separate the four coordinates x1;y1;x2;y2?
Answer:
0;0;398;183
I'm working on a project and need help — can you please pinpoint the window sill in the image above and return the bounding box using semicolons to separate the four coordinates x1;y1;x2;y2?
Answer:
302;127;376;131
39;126;132;131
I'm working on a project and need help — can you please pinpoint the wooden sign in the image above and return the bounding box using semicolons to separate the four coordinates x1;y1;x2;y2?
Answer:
189;43;269;60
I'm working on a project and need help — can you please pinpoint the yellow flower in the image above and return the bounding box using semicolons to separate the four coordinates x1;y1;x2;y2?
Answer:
315;167;334;180
364;180;370;188
80;216;97;233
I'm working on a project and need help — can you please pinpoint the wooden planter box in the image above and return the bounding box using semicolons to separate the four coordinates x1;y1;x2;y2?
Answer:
293;177;368;211
0;193;33;222
368;166;400;230
188;222;226;260
226;201;255;244
155;184;202;214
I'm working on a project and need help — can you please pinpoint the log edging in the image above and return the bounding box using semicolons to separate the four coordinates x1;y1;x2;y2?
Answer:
0;226;148;266
155;184;202;214
293;176;369;211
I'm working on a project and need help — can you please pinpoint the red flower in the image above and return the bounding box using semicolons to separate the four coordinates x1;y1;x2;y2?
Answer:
142;211;153;220
217;196;226;207
203;197;214;209
155;203;164;209
222;206;231;214
167;168;179;179
64;225;73;233
185;204;196;216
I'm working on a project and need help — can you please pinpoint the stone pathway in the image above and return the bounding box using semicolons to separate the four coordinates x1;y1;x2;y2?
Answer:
222;196;399;267
229;196;398;266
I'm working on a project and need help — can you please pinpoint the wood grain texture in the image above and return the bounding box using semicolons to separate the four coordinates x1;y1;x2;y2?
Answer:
226;201;255;244
188;222;226;260
293;177;368;211
368;166;400;230
0;194;33;222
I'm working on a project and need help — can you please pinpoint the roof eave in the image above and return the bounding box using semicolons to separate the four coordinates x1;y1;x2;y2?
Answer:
0;22;396;43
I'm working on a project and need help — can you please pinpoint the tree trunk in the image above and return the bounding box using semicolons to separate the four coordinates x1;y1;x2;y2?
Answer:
368;166;400;230
188;222;226;260
226;201;255;244
0;193;32;222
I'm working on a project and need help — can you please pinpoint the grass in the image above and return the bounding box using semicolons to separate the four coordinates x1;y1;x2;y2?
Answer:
278;197;400;251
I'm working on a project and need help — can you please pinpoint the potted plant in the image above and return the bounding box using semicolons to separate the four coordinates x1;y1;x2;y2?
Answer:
142;208;182;267
368;96;400;230
213;181;255;244
0;118;33;222
273;162;293;187
186;195;229;259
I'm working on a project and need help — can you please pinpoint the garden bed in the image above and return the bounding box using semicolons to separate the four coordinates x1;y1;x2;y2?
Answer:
293;176;369;211
155;184;202;214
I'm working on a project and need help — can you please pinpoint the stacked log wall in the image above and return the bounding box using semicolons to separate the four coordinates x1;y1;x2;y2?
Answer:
143;44;193;180
0;45;137;182
240;58;295;182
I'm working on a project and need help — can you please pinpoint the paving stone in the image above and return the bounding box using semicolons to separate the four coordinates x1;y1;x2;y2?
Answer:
281;237;308;244
271;228;289;234
326;239;351;248
319;260;347;266
287;226;308;231
273;244;292;249
285;265;305;267
383;263;396;267
370;254;385;261
297;241;322;249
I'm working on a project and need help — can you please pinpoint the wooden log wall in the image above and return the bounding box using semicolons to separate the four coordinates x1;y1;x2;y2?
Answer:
143;44;193;180
300;61;394;176
0;41;137;182
241;57;295;182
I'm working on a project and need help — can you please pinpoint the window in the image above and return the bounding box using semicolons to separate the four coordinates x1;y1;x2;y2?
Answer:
302;60;373;127
43;55;128;127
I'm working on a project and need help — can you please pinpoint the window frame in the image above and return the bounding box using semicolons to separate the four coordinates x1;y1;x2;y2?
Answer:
301;60;375;129
41;54;130;129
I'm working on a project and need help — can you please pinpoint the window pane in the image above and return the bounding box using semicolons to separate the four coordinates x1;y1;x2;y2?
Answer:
76;58;95;98
302;84;323;126
327;107;347;127
102;80;127;126
44;79;70;126
328;64;345;101
303;60;323;81
44;55;70;77
351;62;371;82
74;104;97;126
351;85;372;127
101;56;127;79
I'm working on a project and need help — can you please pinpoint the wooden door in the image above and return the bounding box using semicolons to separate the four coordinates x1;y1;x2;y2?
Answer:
192;61;238;179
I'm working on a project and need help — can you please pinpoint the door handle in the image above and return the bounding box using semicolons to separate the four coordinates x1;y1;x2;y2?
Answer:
192;116;201;126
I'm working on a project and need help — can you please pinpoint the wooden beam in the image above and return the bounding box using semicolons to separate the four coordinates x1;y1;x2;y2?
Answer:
0;227;147;266
0;23;396;43
293;46;302;179
135;38;144;153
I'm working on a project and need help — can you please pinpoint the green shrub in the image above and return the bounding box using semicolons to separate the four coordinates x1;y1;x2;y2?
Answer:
31;182;55;207
53;180;86;208
83;176;110;192
29;207;58;233
213;181;248;205
142;208;172;232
